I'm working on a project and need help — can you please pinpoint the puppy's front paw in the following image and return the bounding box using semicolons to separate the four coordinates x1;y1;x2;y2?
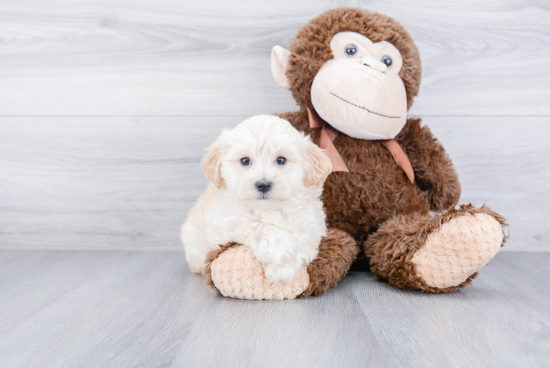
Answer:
189;262;205;274
263;261;302;284
253;234;298;265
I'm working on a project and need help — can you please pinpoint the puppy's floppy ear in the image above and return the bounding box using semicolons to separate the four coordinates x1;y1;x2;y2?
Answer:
201;141;225;189
303;141;332;187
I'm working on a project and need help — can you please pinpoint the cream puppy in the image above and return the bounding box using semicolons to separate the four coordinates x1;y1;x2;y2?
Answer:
181;115;332;284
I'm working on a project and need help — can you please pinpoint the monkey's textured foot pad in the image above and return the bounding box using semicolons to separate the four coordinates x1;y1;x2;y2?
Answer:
411;213;504;289
209;246;309;300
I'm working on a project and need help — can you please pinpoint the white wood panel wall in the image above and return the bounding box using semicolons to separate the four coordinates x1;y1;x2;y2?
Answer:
0;0;549;251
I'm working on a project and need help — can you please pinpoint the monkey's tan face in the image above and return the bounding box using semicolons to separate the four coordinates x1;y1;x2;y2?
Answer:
271;31;409;140
272;32;407;139
310;32;407;140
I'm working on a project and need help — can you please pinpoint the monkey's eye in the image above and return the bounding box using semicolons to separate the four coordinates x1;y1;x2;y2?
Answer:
381;55;392;67
240;157;251;166
276;157;287;165
345;44;357;56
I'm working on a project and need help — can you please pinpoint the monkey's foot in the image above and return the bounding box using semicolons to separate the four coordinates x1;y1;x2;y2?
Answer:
411;208;505;290
204;243;309;300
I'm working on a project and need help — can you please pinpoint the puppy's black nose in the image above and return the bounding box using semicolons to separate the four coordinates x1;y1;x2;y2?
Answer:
255;180;272;193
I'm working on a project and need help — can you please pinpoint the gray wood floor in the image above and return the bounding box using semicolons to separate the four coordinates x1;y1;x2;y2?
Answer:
1;251;549;368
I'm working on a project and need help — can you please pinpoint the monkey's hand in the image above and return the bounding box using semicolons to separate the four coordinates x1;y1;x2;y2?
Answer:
401;119;462;212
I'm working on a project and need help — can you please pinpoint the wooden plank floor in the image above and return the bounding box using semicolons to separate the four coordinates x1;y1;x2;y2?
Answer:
1;251;549;367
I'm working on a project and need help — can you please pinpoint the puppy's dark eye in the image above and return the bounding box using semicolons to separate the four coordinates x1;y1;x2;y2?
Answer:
240;157;251;166
381;55;392;67
276;157;286;165
345;44;357;56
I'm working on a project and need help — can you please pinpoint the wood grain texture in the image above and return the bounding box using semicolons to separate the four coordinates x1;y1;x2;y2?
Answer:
0;115;547;251
0;251;548;367
429;116;550;251
0;0;548;116
0;116;235;250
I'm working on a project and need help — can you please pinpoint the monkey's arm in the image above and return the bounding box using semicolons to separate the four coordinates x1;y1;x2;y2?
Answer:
399;118;461;212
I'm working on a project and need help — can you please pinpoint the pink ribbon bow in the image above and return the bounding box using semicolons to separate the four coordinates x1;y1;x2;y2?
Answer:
307;107;415;184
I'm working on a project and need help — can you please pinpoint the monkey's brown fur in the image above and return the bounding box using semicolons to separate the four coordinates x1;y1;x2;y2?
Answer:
365;204;508;293
302;228;359;297
276;8;506;295
205;8;507;297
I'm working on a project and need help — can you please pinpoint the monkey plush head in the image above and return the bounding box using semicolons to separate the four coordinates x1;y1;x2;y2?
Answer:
271;8;422;140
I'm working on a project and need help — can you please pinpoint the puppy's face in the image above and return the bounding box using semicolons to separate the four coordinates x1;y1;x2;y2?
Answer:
202;116;332;204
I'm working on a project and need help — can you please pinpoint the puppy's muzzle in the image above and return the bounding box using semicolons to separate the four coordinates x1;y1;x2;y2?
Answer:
255;180;272;194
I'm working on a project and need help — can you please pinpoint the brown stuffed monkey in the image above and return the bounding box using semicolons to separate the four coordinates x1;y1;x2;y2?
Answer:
204;7;508;299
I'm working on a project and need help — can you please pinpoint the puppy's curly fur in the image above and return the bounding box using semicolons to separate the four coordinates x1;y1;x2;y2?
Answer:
182;115;332;285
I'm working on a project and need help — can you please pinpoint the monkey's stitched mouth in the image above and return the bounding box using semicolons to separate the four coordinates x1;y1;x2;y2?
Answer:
330;92;401;119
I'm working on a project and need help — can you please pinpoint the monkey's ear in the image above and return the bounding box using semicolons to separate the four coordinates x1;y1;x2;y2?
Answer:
201;141;225;189
271;45;291;88
303;142;332;187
